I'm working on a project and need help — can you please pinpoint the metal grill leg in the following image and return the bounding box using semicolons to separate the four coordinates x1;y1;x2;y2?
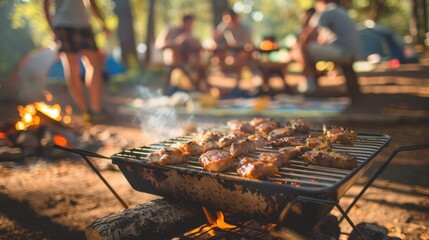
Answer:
52;144;129;209
335;202;367;240
339;144;429;223
280;197;368;240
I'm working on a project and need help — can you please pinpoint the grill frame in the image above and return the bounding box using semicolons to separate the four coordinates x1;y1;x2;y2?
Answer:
112;127;390;230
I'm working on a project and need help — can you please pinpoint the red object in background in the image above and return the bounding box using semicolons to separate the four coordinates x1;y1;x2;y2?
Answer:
388;58;401;69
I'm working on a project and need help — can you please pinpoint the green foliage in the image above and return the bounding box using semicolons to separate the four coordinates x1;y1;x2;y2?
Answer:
0;1;35;76
11;0;51;47
1;0;417;77
351;0;411;36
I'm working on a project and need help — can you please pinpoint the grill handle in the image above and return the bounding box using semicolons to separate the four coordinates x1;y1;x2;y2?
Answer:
52;144;129;209
340;143;429;223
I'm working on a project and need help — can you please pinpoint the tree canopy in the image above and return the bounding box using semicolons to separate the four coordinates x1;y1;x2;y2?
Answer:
0;0;421;75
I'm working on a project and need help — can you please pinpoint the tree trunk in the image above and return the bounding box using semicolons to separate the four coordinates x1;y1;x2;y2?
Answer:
144;0;156;66
113;0;137;66
423;0;428;38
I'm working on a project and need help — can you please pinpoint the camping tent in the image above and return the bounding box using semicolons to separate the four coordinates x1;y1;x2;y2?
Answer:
357;22;419;64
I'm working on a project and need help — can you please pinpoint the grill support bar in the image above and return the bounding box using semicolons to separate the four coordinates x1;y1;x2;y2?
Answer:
52;144;129;209
339;144;429;223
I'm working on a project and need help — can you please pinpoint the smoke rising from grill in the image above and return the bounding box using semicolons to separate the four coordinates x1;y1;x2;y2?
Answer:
134;86;214;143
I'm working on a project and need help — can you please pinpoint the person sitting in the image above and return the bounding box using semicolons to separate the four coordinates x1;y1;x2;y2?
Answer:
212;9;254;66
155;14;207;94
211;9;255;97
295;0;360;94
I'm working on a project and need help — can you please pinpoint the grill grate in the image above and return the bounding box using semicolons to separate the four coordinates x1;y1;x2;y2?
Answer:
115;127;390;190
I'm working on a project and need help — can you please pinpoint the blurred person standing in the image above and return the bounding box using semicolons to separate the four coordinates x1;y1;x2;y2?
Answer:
296;0;360;94
44;0;110;123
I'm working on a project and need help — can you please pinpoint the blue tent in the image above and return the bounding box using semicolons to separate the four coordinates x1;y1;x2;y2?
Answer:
48;54;127;81
357;23;419;64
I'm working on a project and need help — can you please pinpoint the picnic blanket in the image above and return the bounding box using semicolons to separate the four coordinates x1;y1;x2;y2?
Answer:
122;92;351;119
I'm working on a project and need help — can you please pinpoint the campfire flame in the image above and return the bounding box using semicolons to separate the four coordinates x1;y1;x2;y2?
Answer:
15;102;71;131
184;207;237;237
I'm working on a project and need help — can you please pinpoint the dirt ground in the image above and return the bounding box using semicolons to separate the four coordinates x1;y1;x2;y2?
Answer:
1;59;429;239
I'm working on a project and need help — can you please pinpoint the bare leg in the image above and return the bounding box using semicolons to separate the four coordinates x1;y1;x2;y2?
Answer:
60;52;88;112
81;50;103;112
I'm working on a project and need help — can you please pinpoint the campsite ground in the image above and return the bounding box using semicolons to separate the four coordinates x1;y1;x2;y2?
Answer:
1;54;429;239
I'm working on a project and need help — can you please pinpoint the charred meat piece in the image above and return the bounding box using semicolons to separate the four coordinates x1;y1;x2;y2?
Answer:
323;124;357;145
199;150;235;172
195;130;223;144
302;149;357;170
194;130;222;151
306;135;331;150
256;121;281;135
258;152;289;167
237;157;279;179
281;145;312;159
147;148;184;165
248;134;271;148
268;126;296;141
270;136;304;148
218;131;246;148
249;117;275;127
227;120;255;133
288;118;310;133
230;139;256;157
179;140;204;156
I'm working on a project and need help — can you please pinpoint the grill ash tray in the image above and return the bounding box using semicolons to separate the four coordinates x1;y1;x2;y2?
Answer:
112;127;390;230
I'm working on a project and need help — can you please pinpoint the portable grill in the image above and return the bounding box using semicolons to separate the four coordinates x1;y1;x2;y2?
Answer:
54;125;429;240
109;126;391;231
